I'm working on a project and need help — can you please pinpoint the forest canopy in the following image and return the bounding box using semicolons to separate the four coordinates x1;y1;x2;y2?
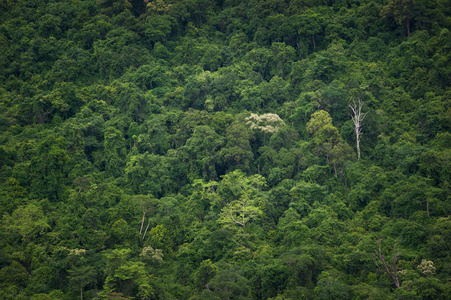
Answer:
0;0;450;299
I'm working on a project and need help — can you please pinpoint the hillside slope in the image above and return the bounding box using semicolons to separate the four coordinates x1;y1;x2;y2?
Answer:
0;0;450;299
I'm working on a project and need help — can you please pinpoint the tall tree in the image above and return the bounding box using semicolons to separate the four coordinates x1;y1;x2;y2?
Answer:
306;110;341;163
183;125;224;181
380;0;415;37
68;265;97;300
246;112;285;144
372;239;402;288
349;98;367;160
3;204;50;242
218;170;266;233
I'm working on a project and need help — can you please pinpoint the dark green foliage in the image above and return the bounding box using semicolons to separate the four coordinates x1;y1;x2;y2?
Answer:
0;0;450;299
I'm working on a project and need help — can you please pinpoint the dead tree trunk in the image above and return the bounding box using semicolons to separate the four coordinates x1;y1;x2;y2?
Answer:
350;99;367;160
372;239;401;288
142;219;151;241
139;211;146;234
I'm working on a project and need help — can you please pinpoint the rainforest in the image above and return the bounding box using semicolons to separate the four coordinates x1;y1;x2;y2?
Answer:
0;0;450;299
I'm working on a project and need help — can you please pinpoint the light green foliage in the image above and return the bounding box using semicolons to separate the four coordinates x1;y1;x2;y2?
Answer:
146;0;173;14
3;204;50;242
218;170;266;231
140;246;163;263
102;261;154;299
194;259;217;291
149;224;174;255
306;110;342;161
0;178;27;215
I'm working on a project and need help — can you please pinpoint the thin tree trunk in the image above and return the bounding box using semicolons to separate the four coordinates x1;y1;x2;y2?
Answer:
350;99;367;160
405;17;410;37
338;169;349;194
139;211;146;234
373;240;401;288
356;126;361;160
142;219;151;240
242;203;245;234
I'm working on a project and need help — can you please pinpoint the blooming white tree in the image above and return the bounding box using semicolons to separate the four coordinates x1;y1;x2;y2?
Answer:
417;259;436;277
245;113;285;134
245;113;285;144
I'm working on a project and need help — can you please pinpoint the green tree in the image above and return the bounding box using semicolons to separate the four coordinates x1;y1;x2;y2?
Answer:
380;0;415;37
194;259;217;291
219;121;254;172
182;125;224;181
104;126;126;178
146;0;173;14
306;110;341;163
125;153;176;197
101;261;154;299
218;170;266;233
3;204;50;242
29;135;71;201
0;177;27;215
329;141;355;193
196;263;248;300
294;8;326;50
67;265;97;300
149;224;174;255
314;271;352;300
269;42;295;77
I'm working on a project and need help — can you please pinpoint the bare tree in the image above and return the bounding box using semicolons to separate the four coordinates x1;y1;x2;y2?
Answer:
349;99;367;160
372;239;402;288
133;195;155;240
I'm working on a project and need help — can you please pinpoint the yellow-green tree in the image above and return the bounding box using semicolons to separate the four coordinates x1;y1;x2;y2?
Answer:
3;204;50;242
218;170;266;233
306;110;341;163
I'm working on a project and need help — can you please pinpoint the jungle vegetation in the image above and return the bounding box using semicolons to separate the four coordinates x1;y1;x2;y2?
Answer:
0;0;450;299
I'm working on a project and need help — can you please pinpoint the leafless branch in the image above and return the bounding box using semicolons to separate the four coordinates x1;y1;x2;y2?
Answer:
372;239;401;288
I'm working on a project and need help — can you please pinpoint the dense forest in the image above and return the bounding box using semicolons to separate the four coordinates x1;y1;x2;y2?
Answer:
0;0;450;299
